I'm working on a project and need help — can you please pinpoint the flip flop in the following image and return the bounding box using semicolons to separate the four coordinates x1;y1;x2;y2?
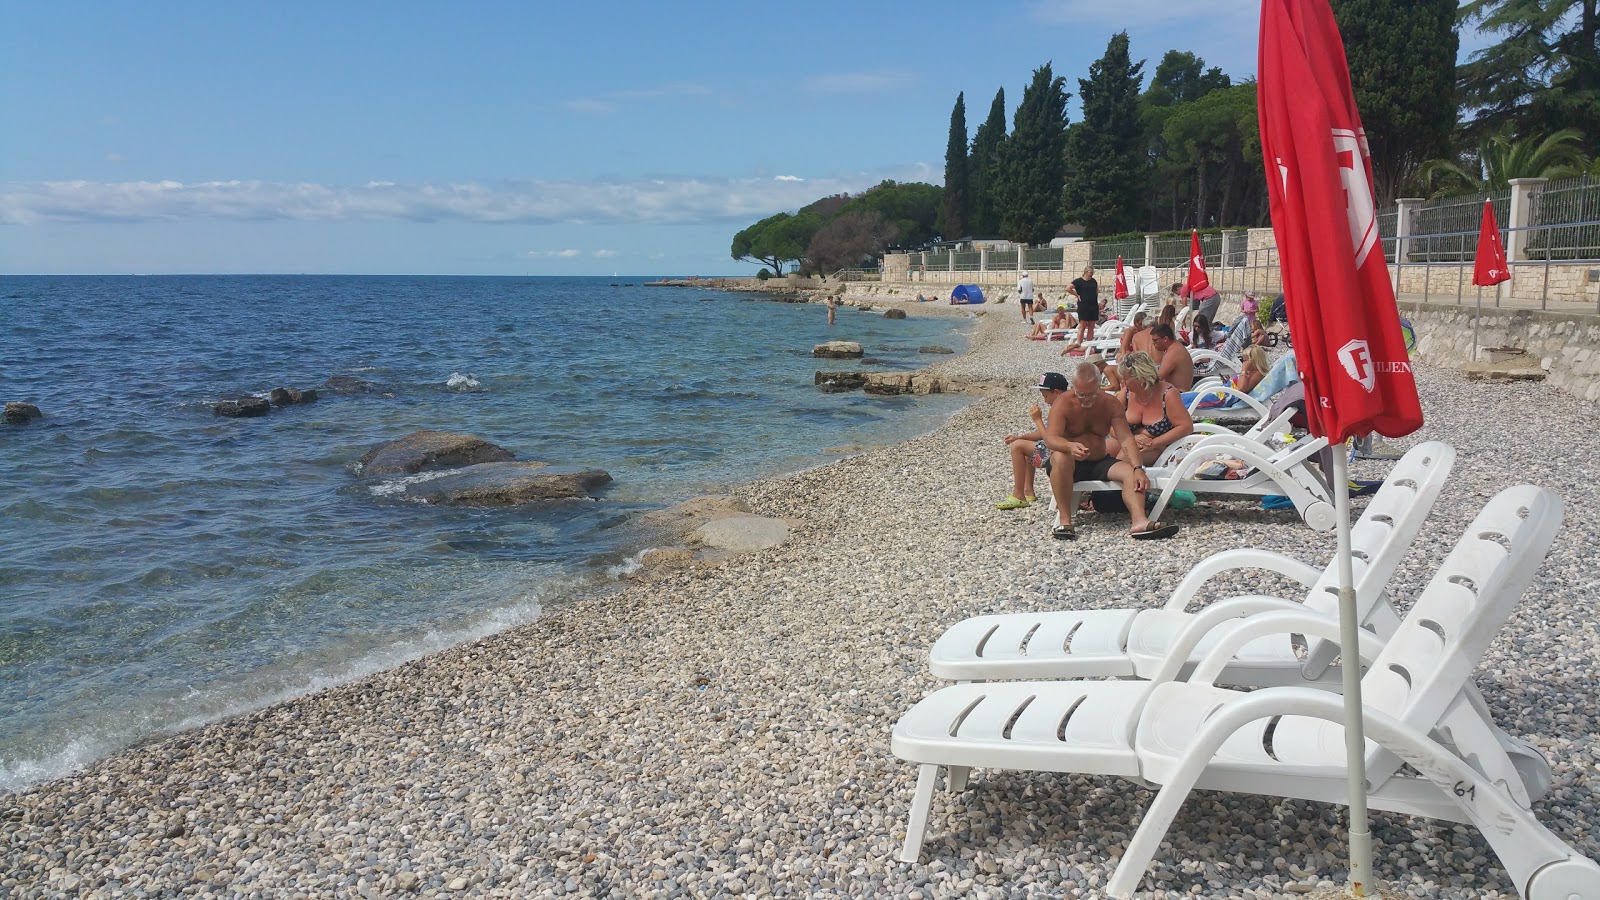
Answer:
1131;522;1179;541
1052;523;1076;541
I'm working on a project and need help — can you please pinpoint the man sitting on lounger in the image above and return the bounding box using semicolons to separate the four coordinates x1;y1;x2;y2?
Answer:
1149;324;1194;391
1040;362;1179;541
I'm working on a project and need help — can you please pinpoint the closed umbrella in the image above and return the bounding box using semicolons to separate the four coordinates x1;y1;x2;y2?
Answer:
1114;255;1129;300
1258;0;1426;895
1472;200;1512;358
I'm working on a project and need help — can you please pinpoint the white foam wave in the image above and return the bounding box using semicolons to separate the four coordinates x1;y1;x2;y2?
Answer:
366;469;453;497
446;372;483;392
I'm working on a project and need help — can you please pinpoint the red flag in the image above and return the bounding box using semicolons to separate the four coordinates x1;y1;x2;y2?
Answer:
1473;200;1510;286
1113;256;1129;299
1258;0;1423;442
1185;231;1210;296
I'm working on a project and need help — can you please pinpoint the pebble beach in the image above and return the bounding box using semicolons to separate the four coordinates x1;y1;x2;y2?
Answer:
5;297;1599;898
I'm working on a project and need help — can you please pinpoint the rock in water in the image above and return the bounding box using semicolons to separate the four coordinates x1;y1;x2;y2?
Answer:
4;402;42;424
883;308;907;319
397;462;611;506
813;341;864;359
814;371;867;393
213;398;271;418
321;374;382;394
918;345;955;354
359;430;515;476
692;515;789;552
269;387;318;407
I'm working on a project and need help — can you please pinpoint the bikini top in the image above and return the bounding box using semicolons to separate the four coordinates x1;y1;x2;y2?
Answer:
1126;384;1177;439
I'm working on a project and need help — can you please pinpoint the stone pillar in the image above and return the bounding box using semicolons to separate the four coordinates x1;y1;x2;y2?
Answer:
1017;246;1025;274
1507;178;1546;304
919;251;928;282
1144;234;1157;267
1395;197;1423;295
948;250;955;274
979;247;988;273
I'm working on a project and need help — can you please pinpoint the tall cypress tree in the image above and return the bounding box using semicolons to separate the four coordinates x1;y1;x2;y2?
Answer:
1065;32;1147;236
995;64;1070;246
968;88;1007;237
1332;0;1459;204
941;93;970;240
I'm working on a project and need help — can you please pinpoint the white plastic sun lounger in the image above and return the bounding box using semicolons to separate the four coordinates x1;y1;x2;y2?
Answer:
933;442;1452;687
894;485;1599;899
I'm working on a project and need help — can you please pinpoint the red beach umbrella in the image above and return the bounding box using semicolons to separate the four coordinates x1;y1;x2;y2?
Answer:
1258;0;1425;895
1185;231;1210;296
1113;256;1129;300
1473;200;1510;287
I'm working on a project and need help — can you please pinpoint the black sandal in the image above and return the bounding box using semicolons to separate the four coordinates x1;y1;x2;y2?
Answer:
1052;523;1076;541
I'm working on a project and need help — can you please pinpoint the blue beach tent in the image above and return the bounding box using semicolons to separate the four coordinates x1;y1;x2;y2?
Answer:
950;284;985;305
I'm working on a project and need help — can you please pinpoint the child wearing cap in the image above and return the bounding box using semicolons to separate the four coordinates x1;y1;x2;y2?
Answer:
997;373;1069;509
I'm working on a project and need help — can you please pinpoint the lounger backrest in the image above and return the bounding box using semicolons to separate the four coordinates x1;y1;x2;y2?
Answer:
1300;442;1457;676
1360;484;1563;776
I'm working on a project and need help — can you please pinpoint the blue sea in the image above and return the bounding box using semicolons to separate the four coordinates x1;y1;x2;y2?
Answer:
0;275;972;791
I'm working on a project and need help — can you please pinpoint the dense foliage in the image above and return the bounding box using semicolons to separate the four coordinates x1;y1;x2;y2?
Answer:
967;89;1007;237
1065;33;1147;237
993;64;1071;245
730;181;941;275
1458;0;1600;153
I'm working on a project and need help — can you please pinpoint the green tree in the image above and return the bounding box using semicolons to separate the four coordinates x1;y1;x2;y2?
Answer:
968;88;1007;236
1417;128;1590;195
1330;0;1458;205
836;180;943;249
994;64;1070;245
1459;0;1600;151
942;93;970;240
805;210;899;274
1065;32;1147;236
1160;83;1264;228
730;212;822;275
1140;50;1232;230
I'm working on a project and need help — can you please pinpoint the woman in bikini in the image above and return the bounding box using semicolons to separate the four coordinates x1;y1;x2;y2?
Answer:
1107;351;1194;467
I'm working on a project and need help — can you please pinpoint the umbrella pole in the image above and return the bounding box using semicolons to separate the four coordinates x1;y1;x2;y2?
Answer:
1333;448;1373;897
1473;286;1483;360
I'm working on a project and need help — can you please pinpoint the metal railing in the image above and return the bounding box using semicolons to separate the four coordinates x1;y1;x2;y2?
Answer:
1023;246;1064;268
1093;238;1145;268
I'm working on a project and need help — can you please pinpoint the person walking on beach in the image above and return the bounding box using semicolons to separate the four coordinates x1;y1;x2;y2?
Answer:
1017;272;1035;324
826;296;838;326
996;372;1069;510
1065;266;1099;347
1039;362;1178;541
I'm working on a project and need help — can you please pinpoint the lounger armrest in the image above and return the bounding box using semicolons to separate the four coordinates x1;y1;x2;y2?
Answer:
1189;610;1387;686
1163;550;1323;610
1142;595;1308;686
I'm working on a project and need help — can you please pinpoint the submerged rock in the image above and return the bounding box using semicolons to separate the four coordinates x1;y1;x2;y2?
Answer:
213;397;271;418
269;387;318;407
359;430;515;476
918;345;955;354
321;374;382;394
691;515;789;552
397;462;611;506
814;371;867;393
883;308;907;320
4;402;42;424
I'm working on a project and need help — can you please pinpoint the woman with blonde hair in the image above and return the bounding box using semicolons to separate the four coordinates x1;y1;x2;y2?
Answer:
1108;351;1194;467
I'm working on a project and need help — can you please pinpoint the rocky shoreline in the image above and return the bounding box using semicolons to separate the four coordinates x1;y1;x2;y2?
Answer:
5;299;1599;898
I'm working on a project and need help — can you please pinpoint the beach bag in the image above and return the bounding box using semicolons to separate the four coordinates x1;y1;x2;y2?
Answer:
1090;490;1127;514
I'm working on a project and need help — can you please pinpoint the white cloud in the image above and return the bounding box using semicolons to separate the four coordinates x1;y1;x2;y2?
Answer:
0;169;935;227
593;249;620;258
774;175;804;182
563;82;711;114
803;71;913;94
524;249;582;259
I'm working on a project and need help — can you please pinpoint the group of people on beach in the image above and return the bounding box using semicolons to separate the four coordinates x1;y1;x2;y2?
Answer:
999;274;1289;541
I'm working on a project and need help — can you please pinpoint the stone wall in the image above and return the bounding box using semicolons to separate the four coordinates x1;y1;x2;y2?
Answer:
1401;301;1600;401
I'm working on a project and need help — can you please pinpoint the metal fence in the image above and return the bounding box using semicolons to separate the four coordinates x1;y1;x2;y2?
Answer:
1409;190;1510;258
1529;176;1600;261
1023;246;1063;269
953;250;982;272
988;249;1018;271
1152;232;1223;267
1092;238;1145;269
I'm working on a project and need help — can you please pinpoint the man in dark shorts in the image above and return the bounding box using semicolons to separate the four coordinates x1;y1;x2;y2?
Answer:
1040;362;1179;541
1066;266;1099;347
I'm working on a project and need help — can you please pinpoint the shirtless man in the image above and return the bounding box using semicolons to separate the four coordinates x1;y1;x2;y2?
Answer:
1041;362;1180;541
1149;324;1194;391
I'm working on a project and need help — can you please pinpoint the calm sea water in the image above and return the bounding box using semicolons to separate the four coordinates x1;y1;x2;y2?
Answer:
0;275;971;791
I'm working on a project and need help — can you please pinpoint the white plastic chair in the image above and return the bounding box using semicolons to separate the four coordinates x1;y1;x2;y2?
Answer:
894;485;1600;899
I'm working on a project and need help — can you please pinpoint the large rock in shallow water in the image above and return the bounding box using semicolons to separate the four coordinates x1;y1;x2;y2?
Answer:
692;515;788;552
269;387;318;407
813;341;864;358
4;402;42;424
360;430;514;476
398;462;611;506
213;397;270;418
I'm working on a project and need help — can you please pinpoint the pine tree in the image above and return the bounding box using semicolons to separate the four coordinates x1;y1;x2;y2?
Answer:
1459;0;1600;152
1065;32;1147;236
941;93;970;240
1332;0;1458;204
995;65;1071;246
968;88;1007;237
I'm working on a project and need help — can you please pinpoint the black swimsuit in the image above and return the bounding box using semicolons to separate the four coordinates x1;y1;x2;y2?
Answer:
1126;385;1177;439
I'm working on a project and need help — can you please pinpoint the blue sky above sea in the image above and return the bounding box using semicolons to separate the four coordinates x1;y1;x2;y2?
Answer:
1;1;1496;276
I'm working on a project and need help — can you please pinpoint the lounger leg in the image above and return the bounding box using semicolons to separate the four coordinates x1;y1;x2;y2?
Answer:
947;765;970;792
1106;779;1191;898
900;764;939;863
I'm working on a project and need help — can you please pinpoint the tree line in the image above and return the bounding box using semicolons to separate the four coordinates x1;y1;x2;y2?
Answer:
733;0;1600;274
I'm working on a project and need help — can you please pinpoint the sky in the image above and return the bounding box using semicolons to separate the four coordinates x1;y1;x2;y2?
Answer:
0;1;1495;276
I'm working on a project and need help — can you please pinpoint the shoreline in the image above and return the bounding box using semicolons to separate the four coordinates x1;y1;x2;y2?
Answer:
5;302;1600;897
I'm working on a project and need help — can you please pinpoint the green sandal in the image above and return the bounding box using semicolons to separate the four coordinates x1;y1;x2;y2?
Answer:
996;496;1031;510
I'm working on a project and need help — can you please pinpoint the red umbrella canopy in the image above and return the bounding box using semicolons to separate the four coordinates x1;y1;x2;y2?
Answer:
1114;256;1129;299
1257;0;1423;442
1185;232;1210;296
1474;200;1511;286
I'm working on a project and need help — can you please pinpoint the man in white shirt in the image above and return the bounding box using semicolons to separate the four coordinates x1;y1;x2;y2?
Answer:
1017;272;1035;323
